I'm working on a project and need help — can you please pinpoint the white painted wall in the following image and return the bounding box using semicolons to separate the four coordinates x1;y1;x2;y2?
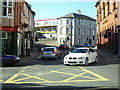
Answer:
57;17;96;46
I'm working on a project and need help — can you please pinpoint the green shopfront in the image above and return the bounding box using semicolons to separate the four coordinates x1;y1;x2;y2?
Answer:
2;31;23;56
2;31;14;55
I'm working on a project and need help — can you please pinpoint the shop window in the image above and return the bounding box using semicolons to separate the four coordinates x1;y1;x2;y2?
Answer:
2;32;7;39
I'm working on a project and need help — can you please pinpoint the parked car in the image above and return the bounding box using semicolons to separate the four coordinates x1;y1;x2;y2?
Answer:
71;45;79;51
59;44;69;50
0;54;20;66
64;47;97;65
41;47;61;60
81;43;92;47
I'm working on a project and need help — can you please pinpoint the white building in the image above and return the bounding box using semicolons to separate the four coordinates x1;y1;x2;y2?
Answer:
34;19;58;39
57;10;96;46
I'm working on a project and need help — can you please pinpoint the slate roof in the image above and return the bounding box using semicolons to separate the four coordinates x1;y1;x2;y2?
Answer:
58;13;96;21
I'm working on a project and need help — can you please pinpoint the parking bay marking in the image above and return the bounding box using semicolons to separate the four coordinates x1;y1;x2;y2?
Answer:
3;66;109;84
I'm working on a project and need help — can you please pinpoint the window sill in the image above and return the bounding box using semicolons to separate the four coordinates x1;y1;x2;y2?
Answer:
1;16;14;19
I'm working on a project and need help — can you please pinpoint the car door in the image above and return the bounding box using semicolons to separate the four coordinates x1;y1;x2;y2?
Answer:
91;49;97;62
87;49;93;63
89;49;96;62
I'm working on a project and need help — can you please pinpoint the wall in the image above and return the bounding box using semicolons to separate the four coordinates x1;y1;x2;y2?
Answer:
96;0;119;54
118;1;120;56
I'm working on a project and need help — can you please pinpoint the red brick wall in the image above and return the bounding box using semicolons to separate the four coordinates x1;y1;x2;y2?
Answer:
96;0;119;54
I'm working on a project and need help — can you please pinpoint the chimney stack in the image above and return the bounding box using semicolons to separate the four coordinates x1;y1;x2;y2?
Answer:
77;10;81;15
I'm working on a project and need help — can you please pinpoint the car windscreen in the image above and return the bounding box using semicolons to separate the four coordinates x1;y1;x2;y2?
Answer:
71;49;87;53
44;48;54;51
60;44;65;46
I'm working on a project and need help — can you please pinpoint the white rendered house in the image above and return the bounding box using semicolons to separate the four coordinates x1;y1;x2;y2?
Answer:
57;10;96;46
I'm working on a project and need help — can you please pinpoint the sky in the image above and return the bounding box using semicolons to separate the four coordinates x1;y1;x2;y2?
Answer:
25;1;96;20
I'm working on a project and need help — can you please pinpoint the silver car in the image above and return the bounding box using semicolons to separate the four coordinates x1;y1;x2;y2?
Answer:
41;47;61;60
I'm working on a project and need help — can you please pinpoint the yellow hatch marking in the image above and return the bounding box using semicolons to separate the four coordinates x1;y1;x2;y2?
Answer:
3;66;109;84
63;72;87;82
79;67;109;81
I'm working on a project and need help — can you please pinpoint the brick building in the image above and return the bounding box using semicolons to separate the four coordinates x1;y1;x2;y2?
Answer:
95;0;119;54
1;0;35;56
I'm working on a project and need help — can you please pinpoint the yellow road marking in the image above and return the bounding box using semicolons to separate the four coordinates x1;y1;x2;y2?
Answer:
19;66;30;73
30;65;55;70
4;73;20;83
4;66;30;83
0;80;3;82
63;72;87;82
3;79;102;84
13;76;31;82
80;67;109;81
3;66;109;84
18;73;49;82
51;70;99;80
51;70;76;76
80;76;99;80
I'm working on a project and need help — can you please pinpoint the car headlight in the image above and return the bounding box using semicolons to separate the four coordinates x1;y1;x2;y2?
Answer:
65;57;67;59
78;57;84;59
16;57;20;59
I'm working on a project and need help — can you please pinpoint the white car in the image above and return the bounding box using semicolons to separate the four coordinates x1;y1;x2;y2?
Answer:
64;47;97;65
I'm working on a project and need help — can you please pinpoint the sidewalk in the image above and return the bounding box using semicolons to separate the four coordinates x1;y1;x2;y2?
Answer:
97;50;120;62
19;51;40;65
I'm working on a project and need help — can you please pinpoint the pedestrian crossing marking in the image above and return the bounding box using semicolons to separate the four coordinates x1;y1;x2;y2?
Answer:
3;66;109;84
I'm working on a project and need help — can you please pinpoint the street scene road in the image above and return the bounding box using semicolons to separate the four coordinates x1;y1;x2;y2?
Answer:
1;40;119;90
1;1;120;90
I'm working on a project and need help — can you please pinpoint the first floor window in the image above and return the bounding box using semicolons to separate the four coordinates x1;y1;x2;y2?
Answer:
8;7;12;16
2;0;14;17
60;28;62;34
2;7;7;16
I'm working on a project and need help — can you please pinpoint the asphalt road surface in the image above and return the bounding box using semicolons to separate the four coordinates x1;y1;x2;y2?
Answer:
1;41;119;90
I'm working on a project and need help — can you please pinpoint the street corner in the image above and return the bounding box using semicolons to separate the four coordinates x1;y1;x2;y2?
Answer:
2;66;109;84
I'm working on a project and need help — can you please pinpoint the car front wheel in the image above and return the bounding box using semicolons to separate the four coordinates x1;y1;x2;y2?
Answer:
7;59;16;66
84;58;89;66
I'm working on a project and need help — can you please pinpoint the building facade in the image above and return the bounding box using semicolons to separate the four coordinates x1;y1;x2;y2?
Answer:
1;0;35;56
34;19;58;40
118;1;120;56
57;11;96;46
95;0;119;54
